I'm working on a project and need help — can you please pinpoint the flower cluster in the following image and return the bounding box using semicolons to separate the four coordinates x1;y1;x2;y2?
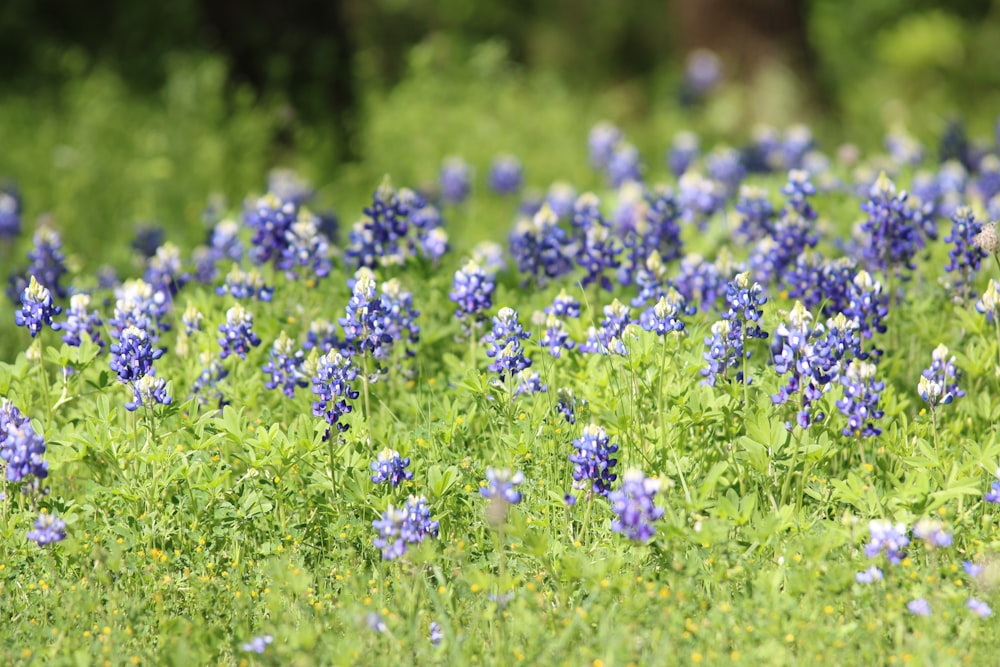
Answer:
770;302;837;429
245;193;299;267
341;268;392;362
863;519;909;566
450;258;496;329
481;467;525;505
263;331;307;398
26;227;69;299
1;399;48;484
218;304;262;360
609;470;664;543
859;172;924;280
370;448;413;487
484;307;532;380
581;299;632;355
27;512;67;547
279;215;333;282
639;289;692;336
975;279;1000;322
440;156;472;204
14;275;62;337
509;205;574;288
0;188;20;239
942;207;987;301
53;293;104;350
311;350;359;439
569;424;619;497
488;155;523;195
372;495;439;560
918;344;963;409
127;374;172;411
217;264;274;302
144;242;188;297
241;635;274;654
836;359;885;438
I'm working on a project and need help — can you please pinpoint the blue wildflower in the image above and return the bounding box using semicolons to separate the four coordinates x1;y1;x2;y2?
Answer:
488;155;523;195
440;156;472;205
279;215;333;282
27;512;66;547
836;359;885;438
311;350;359;439
855;565;884;584
53;293;104;350
975;280;1000;323
580;299;632;356
15;276;62;338
0;189;20;239
859;172;924;280
588;122;623;171
26;227;69;299
943;206;987;301
126;374;172;412
864;519;909;565
346;177;410;269
370;448;413;487
245;193;298;267
241;635;274;654
913;519;953;549
484;307;532;380
667;131;699;177
481;467;525;505
0;399;48;484
110;325;162;384
144;242;188;297
569;424;619;497
609;469;664;543
918;344;963;408
639;288;691;336
429;622;444;647
907;598;932;617
341;268;392;362
372;495;439;560
263;332;307;398
968;598;993;618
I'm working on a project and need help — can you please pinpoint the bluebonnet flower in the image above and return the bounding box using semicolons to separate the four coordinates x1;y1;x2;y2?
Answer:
734;185;776;243
514;369;547;396
110;325;162;384
547;290;581;319
206;219;245;269
631;250;669;308
241;635;274;654
269;167;314;205
784;255;856;318
27;512;66;547
540;313;575;358
0;188;20;239
943;207;987;301
577;223;621;292
976;280;1000;323
416;227;450;265
580;299;633;356
607;143;643;187
440;156;472;205
217;264;274;302
312;350;359;438
380;279;420;359
372;495;439;560
907;598;932;617
509;205;574;288
985;480;1000;504
556;387;578;425
245;193;298;267
744;124;782;173
488;155;523;195
218;304;262;360
675;254;727;312
609;469;664;543
471;239;506;274
126;374;172;412
484;307;532;379
370;448;413;487
279;215;333;282
913;518;953;549
667;131;699;177
640;289;691;336
859;172;924;280
884;129;924;168
181;303;203;336
340;268;391;361
681;49;721;100
53;293;104;350
864;519;909;565
263;332;307;398
15;276;62;337
918;344;963;408
706;146;745;198
855;565;884;584
845;270;888;357
109;279;169;341
771;302;837;430
836;359;885;438
545;182;578;220
723;271;768;341
0;399;48;484
936;159;968;220
131;225;165;259
588;122;623;171
781;169;818;221
964;560;985;580
782;125;815;170
481;467;525;504
701;320;741;386
144;242;188;297
302;319;340;354
977;154;1000;203
346;178;410;270
429;622;443;647
677;172;724;228
450;258;493;326
617;186;683;287
968;598;993;618
569;424;619;497
26;227;69;298
191;352;229;409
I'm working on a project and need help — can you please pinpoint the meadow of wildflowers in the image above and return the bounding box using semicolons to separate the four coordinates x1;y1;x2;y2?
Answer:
5;68;1000;667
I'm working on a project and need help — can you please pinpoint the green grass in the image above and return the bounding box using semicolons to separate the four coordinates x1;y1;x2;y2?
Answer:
2;53;1000;666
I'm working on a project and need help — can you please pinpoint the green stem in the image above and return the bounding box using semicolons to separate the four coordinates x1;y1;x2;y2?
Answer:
361;355;372;446
660;337;690;503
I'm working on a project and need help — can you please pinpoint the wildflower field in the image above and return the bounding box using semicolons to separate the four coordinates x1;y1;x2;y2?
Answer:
4;59;1000;666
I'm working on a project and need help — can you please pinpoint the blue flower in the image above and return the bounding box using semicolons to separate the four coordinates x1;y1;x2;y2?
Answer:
734;185;776;243
606;143;643;187
918;344;963;408
907;598;932;617
263;332;307;398
370;448;413;487
110;325;163;384
0;188;21;239
15;276;62;338
0;399;48;484
245;193;298;267
346;178;410;270
53;293;103;350
27;512;66;547
912;519;952;549
340;268;392;361
580;299;632;356
863;519;909;565
859;172;924;280
450;259;496;326
609;469;664;543
311;350;359;439
216;264;274;302
126;374;172;412
217;304;262;360
855;565;883;584
484;307;532;380
639;289;691;336
440;156;472;204
279;215;333;282
509;205;574;288
556;388;578;425
429;621;444;647
481;467;525;505
968;598;993;618
666;131;699;177
372;495;439;560
984;480;1000;504
241;635;274;654
706;146;745;198
143;242;188;297
488;155;523;195
26;227;69;299
836;359;885;438
540;314;575;358
588;122;623;171
569;424;619;497
191;352;229;409
975;280;1000;323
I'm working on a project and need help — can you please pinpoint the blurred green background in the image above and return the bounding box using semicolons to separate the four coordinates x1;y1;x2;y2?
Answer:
1;0;1000;271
